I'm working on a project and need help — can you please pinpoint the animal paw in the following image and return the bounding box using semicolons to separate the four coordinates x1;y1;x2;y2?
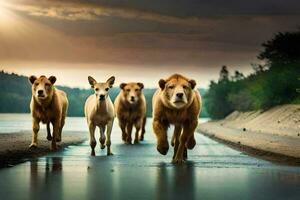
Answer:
29;143;38;149
107;152;114;156
186;137;196;149
122;133;127;141
157;142;169;155
47;135;52;141
139;135;144;141
56;137;61;142
171;140;175;147
100;144;106;149
50;143;58;151
125;138;132;144
91;149;95;156
172;157;185;164
134;139;139;144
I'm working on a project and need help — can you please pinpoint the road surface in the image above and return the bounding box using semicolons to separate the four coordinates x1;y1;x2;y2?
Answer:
0;119;300;200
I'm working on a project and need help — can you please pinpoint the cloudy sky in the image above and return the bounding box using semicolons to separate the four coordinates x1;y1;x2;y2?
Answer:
0;0;300;88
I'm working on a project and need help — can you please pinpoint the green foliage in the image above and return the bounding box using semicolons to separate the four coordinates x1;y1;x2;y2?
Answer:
259;65;300;108
204;29;300;119
0;72;31;113
0;71;208;118
204;80;234;119
258;29;300;65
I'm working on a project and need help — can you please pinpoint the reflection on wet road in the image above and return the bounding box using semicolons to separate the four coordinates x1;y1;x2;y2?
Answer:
0;119;300;200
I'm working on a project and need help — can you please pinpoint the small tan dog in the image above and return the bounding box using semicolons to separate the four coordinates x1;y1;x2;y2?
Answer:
152;74;201;163
28;75;68;150
85;76;115;156
114;82;146;144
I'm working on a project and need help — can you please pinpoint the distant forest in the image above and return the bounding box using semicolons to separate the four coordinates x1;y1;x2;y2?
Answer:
0;71;209;118
205;29;300;119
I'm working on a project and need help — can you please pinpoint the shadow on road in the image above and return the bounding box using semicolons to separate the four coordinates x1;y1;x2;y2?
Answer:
29;157;63;200
155;162;195;200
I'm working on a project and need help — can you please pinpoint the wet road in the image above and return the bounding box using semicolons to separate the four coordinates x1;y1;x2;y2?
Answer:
0;120;300;200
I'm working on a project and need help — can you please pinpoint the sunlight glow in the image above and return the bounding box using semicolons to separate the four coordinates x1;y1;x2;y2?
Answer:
0;1;15;27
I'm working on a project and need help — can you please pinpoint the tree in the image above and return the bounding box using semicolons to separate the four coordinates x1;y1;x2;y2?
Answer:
232;70;244;81
219;65;229;82
205;67;234;119
251;63;268;74
258;29;300;66
204;29;300;119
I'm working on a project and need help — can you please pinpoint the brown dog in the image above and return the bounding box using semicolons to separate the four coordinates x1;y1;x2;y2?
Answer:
114;82;146;144
152;74;201;163
28;75;68;150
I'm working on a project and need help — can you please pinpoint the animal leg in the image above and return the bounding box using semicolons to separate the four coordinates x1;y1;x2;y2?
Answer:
172;125;182;159
106;120;114;156
119;120;127;142
152;119;169;155
46;122;52;141
173;120;197;164
57;115;65;142
99;125;106;149
51;120;61;151
186;135;196;149
183;147;188;160
140;116;146;141
89;123;96;156
29;118;40;148
126;123;133;144
134;120;141;144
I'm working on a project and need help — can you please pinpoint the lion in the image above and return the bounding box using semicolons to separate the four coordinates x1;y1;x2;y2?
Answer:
152;74;201;163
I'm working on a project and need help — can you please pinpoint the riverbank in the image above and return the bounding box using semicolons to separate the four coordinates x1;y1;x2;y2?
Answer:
0;131;87;168
198;104;300;164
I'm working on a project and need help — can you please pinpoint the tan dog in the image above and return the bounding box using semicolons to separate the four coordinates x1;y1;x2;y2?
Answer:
28;75;68;150
115;82;146;144
152;74;201;163
85;76;115;156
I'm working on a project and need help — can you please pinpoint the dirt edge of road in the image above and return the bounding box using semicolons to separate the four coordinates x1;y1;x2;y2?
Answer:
197;104;300;165
197;122;300;166
0;131;87;168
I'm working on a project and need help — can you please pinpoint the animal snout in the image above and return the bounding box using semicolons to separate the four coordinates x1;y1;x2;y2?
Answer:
130;96;135;101
99;95;105;101
37;90;44;96
176;92;184;98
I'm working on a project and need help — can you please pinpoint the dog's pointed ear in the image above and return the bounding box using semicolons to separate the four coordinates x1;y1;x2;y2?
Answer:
106;76;115;88
189;79;196;89
137;82;144;89
88;76;97;88
48;76;57;85
159;79;166;90
29;75;37;85
120;83;126;90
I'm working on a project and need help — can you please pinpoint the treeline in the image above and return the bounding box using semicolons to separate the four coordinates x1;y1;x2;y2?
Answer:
205;29;300;119
0;71;208;117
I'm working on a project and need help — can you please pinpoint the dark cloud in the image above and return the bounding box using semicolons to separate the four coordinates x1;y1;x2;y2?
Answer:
88;0;300;16
5;0;300;23
1;0;300;85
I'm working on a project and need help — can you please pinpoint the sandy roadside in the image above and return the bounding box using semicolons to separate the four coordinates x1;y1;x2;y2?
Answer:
197;105;300;165
220;105;300;138
198;122;300;164
0;130;87;168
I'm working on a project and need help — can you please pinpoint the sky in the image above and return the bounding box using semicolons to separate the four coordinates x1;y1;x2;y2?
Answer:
0;0;300;88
